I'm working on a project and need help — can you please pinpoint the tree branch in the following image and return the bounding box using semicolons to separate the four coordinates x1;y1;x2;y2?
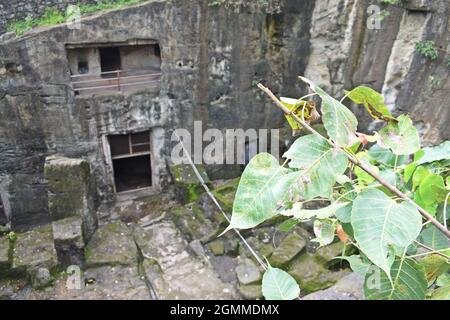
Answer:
257;83;450;239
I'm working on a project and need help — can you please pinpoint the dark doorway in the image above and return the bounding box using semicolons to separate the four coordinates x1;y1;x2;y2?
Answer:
109;131;152;192
99;47;121;75
0;196;6;225
153;44;161;59
113;155;152;192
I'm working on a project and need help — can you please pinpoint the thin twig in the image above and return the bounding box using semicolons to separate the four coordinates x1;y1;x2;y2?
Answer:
412;240;450;259
173;132;268;271
257;83;450;239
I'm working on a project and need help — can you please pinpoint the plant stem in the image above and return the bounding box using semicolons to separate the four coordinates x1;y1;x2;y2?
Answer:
257;83;450;239
412;240;450;259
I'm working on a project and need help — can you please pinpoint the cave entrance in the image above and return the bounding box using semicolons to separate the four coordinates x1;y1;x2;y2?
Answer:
100;47;121;76
109;131;152;193
0;196;6;225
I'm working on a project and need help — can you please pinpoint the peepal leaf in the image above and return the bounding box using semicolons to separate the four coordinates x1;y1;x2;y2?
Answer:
283;134;348;199
418;141;450;165
377;115;420;155
351;189;422;277
262;263;300;300
225;153;297;231
346;86;395;122
364;258;427;300
300;76;358;147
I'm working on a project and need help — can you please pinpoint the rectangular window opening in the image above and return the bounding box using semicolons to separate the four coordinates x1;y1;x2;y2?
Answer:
67;41;162;95
109;131;152;193
100;47;121;76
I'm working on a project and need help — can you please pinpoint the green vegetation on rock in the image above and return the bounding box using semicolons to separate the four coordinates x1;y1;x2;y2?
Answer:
7;0;147;36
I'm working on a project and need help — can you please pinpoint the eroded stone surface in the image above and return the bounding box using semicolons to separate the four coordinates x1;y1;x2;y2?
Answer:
238;284;263;300
45;156;98;241
12;225;58;272
301;273;364;300
0;236;10;272
28;265;150;300
269;232;307;267
52;217;84;267
288;253;350;295
85;221;137;268
136;221;238;299
235;258;262;285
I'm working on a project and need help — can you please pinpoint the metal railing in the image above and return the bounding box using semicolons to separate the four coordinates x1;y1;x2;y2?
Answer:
70;69;162;94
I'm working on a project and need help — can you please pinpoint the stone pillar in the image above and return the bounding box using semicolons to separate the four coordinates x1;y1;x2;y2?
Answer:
44;155;98;267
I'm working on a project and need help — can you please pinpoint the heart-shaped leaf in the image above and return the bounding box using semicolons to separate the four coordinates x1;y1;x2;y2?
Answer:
351;189;422;277
262;263;300;300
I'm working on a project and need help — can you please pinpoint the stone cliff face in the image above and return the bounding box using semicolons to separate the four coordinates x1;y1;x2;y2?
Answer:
0;0;313;230
304;0;449;144
0;0;448;230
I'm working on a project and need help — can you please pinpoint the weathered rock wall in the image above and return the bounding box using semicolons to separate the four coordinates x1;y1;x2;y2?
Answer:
0;0;313;230
0;0;449;231
304;0;449;144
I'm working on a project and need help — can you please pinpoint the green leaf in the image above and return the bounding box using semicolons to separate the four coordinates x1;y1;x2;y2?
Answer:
283;134;348;199
430;284;450;300
412;166;431;191
335;203;352;223
368;144;408;167
364;258;427;300
278;218;300;232
312;219;335;247
226;153;296;231
351;189;422;277
414;173;446;216
354;152;379;184
280;98;319;135
337;255;371;277
280;97;303;132
261;263;300;300
419;225;450;251
418;141;450;165
281;202;349;221
300;77;358;147
404;161;418;183
346;86;395;122
377;115;420;155
436;272;450;287
420;254;449;282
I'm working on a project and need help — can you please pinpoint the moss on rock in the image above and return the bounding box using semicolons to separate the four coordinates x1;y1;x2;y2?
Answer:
287;253;350;294
84;221;138;268
170;164;211;204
